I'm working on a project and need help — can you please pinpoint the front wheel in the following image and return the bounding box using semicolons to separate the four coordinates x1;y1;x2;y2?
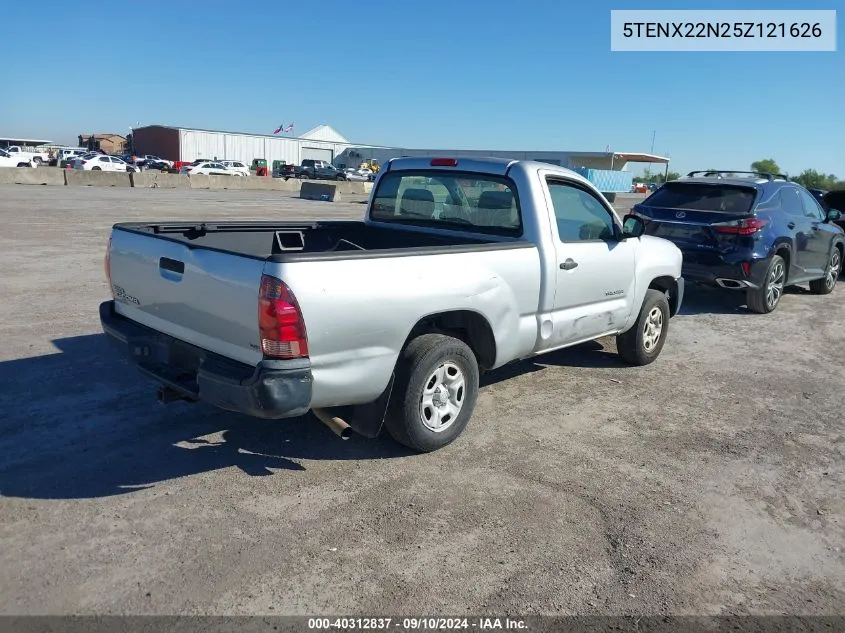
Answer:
809;247;841;295
33;157;43;165
616;289;670;365
384;333;479;453
747;254;785;313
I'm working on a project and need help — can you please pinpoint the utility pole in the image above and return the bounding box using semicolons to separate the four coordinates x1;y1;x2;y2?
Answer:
651;130;656;154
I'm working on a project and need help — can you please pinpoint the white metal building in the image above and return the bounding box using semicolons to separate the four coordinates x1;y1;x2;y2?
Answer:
132;124;383;166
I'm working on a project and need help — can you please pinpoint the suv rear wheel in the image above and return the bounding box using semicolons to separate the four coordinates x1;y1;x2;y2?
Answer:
809;247;841;295
747;254;785;313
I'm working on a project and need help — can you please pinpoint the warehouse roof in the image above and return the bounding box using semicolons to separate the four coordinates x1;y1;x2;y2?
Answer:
299;125;349;144
134;124;354;144
0;137;52;146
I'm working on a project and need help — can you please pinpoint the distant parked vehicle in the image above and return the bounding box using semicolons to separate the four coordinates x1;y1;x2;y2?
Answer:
220;160;250;176
73;154;139;172
820;190;845;232
629;170;844;313
179;161;235;176
343;168;370;182
144;159;172;172
0;148;34;168
52;147;89;167
3;145;49;166
279;159;348;181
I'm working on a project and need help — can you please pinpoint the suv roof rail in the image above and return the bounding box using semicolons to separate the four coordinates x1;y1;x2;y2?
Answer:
686;170;789;182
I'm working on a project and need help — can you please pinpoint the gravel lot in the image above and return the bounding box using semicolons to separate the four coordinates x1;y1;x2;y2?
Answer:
0;185;843;617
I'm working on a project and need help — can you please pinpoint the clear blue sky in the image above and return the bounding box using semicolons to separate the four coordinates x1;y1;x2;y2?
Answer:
1;0;841;176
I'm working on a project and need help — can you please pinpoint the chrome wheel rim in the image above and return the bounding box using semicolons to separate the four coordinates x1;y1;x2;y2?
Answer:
642;306;664;353
766;261;785;309
419;362;465;432
825;250;841;289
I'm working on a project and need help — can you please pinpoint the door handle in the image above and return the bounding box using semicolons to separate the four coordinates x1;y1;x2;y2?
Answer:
159;257;185;274
787;222;796;229
560;258;579;270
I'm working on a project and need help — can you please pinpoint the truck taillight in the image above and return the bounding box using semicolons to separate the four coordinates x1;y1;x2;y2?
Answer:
258;274;308;358
105;236;113;293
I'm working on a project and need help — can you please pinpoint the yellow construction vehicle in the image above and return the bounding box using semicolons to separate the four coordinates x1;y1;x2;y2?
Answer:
359;159;380;174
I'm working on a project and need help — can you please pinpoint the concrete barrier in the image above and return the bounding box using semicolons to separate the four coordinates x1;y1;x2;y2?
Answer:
300;181;340;202
131;171;190;189
0;167;66;186
66;169;132;187
188;174;211;189
337;181;373;195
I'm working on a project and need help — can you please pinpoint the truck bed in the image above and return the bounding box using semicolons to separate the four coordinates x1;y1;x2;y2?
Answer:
114;220;521;261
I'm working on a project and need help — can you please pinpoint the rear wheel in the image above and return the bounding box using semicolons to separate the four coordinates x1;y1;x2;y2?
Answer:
616;289;670;365
91;166;102;171
384;333;479;453
809;247;841;295
299;173;309;179
16;162;29;168
747;254;785;313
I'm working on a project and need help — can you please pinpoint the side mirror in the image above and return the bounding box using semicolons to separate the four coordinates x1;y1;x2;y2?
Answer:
827;208;842;222
622;214;645;238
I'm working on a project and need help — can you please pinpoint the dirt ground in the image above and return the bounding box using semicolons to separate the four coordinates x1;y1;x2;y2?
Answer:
0;185;842;617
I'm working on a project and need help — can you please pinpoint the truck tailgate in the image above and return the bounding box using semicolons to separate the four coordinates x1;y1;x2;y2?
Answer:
108;228;265;366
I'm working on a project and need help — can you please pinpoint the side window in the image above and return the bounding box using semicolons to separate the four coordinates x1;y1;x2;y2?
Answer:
798;189;825;220
99;156;110;163
779;188;805;217
547;180;617;242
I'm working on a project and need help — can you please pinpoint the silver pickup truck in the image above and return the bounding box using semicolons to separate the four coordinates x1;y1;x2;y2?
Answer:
100;157;684;452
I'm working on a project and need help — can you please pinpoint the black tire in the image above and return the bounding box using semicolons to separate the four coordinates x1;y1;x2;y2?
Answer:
747;254;786;313
616;289;670;366
16;163;29;168
91;166;102;171
33;157;43;165
809;247;842;295
299;173;309;180
384;333;479;453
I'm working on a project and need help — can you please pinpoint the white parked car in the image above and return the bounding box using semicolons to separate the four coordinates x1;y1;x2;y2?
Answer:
220;160;250;176
73;154;139;172
343;168;370;182
179;161;235;176
0;148;35;168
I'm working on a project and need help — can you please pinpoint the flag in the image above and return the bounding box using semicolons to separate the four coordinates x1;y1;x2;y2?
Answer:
284;123;294;133
273;124;283;134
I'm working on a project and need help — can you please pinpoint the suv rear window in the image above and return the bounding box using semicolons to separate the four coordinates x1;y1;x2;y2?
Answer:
645;183;756;213
370;170;522;236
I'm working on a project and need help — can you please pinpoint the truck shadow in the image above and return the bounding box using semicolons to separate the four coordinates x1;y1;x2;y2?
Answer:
0;334;411;501
678;282;833;316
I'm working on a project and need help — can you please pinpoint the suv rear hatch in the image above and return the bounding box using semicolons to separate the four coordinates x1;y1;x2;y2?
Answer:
106;226;266;366
631;181;761;254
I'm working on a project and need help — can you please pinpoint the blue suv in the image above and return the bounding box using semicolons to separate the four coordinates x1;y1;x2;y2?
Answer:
627;171;844;313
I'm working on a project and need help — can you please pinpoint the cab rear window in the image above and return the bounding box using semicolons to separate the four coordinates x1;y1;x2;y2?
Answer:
646;183;756;213
370;170;522;236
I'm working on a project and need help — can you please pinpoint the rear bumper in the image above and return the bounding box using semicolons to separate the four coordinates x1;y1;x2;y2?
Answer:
681;255;770;290
99;301;312;419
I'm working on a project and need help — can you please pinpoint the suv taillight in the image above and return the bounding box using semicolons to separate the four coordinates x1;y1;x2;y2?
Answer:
713;217;769;235
258;274;308;358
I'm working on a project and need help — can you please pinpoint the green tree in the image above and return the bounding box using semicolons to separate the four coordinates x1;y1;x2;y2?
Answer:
791;169;839;190
750;159;780;175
